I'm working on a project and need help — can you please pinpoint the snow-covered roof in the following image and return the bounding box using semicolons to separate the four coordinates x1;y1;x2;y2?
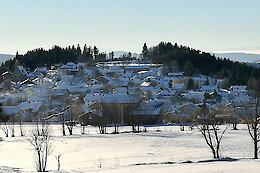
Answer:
140;81;150;87
2;71;12;76
27;72;44;79
2;106;20;115
52;88;70;96
200;85;216;90
180;103;199;110
19;102;44;112
172;83;184;89
159;90;176;97
109;78;129;87
61;62;78;70
20;79;36;85
168;72;184;76
115;87;128;93
29;95;48;103
230;86;247;91
133;99;163;115
84;93;104;102
102;93;138;103
17;66;28;75
192;77;207;81
34;67;47;72
2;102;45;115
77;63;86;66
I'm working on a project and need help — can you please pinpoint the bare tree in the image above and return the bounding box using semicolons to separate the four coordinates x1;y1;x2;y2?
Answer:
28;122;53;172
44;106;69;136
18;115;25;136
0;108;10;137
94;157;105;168
97;116;108;134
243;100;260;159
1;123;9;137
244;78;260;159
65;105;82;135
9;114;17;137
196;104;228;159
224;102;238;130
55;154;61;171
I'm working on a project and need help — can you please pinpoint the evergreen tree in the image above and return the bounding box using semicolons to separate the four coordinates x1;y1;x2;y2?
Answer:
184;61;194;77
76;44;82;55
205;77;210;85
147;41;260;86
110;51;114;59
142;43;149;60
186;78;196;90
128;52;132;59
93;46;99;59
83;44;87;55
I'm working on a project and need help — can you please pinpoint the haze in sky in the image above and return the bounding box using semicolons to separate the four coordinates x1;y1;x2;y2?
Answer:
0;0;259;54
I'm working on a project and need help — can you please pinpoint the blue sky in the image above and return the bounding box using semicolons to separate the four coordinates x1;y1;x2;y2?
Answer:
0;0;260;54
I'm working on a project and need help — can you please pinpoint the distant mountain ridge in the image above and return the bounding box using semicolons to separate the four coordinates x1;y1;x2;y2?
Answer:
0;54;15;64
214;52;260;63
110;51;140;58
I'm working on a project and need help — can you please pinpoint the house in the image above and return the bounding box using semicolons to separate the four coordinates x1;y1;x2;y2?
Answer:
32;77;52;86
19;102;47;118
192;76;208;88
2;71;13;80
51;88;71;103
169;72;185;85
84;93;104;107
20;79;36;87
230;86;247;92
60;62;79;75
12;65;28;82
168;72;184;77
101;93;139;124
179;103;199;117
183;91;204;102
27;72;44;80
132;99;164;124
2;101;47;119
159;90;176;98
230;86;247;99
34;67;47;76
200;85;217;93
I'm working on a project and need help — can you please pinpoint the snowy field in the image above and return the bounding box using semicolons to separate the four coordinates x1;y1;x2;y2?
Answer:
0;124;260;173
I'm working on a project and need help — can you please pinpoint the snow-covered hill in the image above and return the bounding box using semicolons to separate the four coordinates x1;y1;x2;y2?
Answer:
0;124;259;173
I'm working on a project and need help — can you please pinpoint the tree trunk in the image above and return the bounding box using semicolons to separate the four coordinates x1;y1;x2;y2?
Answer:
114;123;118;134
132;125;136;133
62;123;66;136
254;139;258;159
20;121;24;136
254;123;258;159
232;123;238;130
82;126;85;135
69;128;73;135
37;150;42;172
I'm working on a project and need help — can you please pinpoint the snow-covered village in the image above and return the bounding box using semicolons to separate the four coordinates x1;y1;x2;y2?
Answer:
0;55;260;172
1;0;260;173
0;60;250;126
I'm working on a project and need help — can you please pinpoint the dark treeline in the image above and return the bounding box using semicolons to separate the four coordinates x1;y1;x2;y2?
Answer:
148;42;260;86
1;42;260;87
0;44;106;73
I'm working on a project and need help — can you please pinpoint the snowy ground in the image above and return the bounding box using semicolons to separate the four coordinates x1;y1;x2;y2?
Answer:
0;124;260;173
